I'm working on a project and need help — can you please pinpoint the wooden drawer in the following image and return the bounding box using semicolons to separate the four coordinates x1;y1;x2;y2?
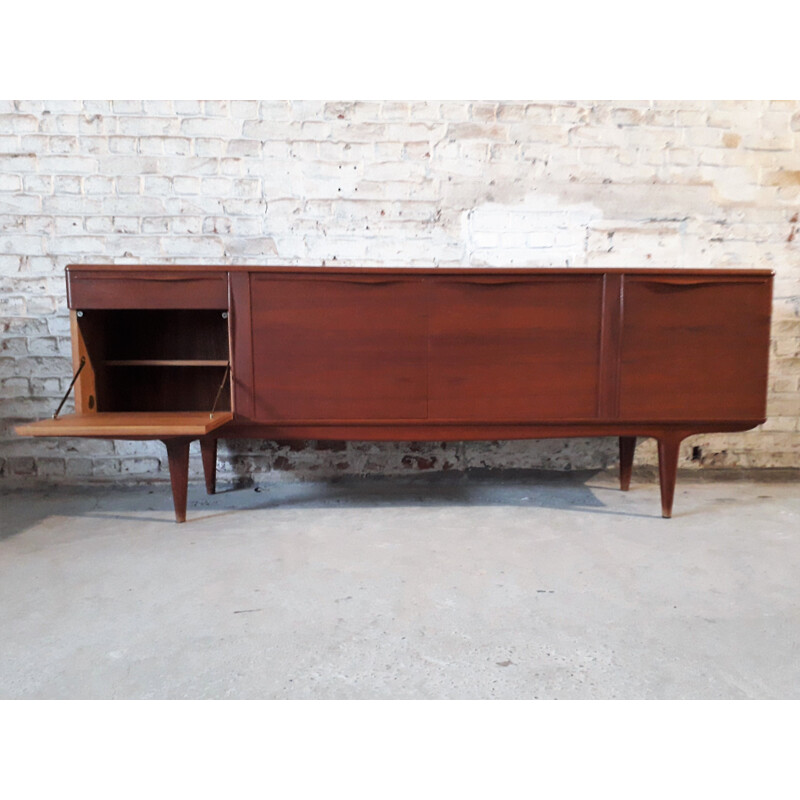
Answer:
67;270;228;310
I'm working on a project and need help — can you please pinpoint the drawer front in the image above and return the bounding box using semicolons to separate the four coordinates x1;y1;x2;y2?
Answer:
67;270;228;310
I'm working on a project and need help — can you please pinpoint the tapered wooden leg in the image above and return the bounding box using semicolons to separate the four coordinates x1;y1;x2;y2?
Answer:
200;437;217;495
657;434;682;519
163;438;191;523
619;436;636;491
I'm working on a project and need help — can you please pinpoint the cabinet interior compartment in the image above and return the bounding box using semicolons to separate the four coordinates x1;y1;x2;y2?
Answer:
77;308;231;413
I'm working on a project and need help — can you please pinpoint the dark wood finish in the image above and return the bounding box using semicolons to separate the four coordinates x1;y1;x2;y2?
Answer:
200;437;217;495
657;433;685;519
228;271;254;420
598;274;623;418
103;364;230;413
619;436;636;491
104;360;229;367
620;276;772;421
70;310;97;414
74;309;231;414
163;438;191;523
67;270;227;310
250;274;428;421
427;276;603;420
91;309;229;361
64;265;772;277
225;419;764;441
17;265;774;521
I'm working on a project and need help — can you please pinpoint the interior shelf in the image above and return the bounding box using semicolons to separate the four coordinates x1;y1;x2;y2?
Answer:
105;359;229;367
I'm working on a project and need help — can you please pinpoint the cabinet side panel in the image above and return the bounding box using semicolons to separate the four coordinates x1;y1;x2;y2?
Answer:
250;276;428;421
619;277;772;421
229;272;255;420
71;310;97;413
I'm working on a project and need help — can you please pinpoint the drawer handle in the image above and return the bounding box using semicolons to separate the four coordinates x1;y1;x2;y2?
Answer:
633;278;763;288
447;278;568;286
258;276;415;286
75;275;221;283
332;279;414;285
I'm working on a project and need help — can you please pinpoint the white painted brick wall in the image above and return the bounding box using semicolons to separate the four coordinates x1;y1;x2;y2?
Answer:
1;99;799;483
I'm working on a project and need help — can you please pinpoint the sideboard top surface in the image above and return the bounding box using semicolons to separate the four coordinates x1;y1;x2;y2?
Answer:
65;264;775;278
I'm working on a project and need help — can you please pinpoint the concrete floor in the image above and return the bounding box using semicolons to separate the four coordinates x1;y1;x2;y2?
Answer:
1;470;798;699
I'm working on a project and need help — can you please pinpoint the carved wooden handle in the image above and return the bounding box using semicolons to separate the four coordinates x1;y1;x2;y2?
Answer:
267;276;416;285
633;277;763;288
447;278;567;286
84;275;219;282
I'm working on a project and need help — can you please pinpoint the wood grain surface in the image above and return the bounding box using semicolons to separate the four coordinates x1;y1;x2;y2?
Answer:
16;411;233;437
17;265;775;520
250;275;428;421
428;276;603;420
619;276;772;421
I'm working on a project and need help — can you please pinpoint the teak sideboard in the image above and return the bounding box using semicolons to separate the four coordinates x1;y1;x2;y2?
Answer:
16;265;773;521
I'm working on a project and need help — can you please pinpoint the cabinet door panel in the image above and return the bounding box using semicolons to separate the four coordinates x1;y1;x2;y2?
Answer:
428;277;604;421
619;278;772;421
251;276;427;421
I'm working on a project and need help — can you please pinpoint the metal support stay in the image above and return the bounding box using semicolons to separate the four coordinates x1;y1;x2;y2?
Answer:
53;357;86;419
210;362;231;419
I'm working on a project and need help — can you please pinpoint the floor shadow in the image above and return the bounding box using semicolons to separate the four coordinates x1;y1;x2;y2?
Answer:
1;468;659;539
230;469;650;513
